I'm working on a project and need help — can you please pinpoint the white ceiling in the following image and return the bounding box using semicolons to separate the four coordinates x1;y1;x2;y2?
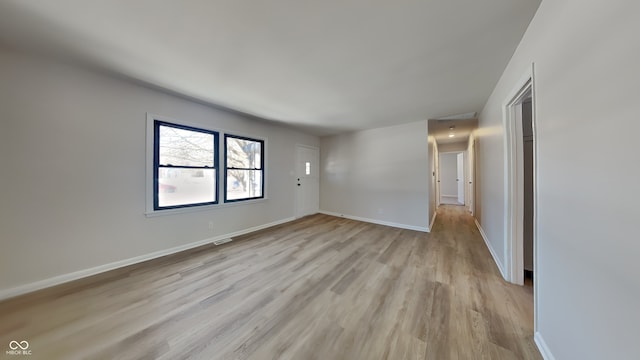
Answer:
428;117;478;145
0;0;540;135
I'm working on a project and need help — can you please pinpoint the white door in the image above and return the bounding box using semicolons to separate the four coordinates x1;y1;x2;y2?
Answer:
457;152;465;205
435;148;441;207
468;141;475;214
295;145;319;218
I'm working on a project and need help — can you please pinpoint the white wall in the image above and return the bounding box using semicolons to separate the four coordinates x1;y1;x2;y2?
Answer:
439;153;458;197
0;46;319;296
437;141;467;153
476;0;640;359
320;121;430;231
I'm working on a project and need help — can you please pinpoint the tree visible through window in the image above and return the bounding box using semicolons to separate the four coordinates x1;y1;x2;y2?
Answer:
154;121;218;209
225;135;264;202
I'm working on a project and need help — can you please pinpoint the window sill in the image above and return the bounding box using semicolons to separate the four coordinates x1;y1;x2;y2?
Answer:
145;197;267;217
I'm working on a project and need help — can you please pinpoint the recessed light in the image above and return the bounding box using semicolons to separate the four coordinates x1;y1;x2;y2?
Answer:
448;134;455;138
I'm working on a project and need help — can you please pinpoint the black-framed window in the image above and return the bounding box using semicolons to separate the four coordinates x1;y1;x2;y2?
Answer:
225;135;264;202
154;120;219;210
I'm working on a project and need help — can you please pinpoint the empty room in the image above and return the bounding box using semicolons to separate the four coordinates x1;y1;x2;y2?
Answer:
1;1;638;359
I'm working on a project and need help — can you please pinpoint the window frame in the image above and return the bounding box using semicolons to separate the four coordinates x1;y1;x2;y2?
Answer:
153;120;219;211
224;134;265;203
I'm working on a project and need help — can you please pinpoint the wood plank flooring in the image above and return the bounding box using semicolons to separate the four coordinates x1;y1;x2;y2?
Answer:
0;206;540;359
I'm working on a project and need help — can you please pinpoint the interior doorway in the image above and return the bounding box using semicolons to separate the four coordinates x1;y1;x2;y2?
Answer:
456;152;465;205
467;136;476;215
522;98;534;283
503;66;537;296
438;151;465;206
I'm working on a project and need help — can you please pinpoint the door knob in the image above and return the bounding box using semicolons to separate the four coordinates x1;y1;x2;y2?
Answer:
297;184;301;186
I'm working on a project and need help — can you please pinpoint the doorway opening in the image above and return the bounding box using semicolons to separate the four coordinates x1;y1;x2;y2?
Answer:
504;65;538;338
438;151;465;206
503;65;538;345
503;68;537;288
522;97;534;285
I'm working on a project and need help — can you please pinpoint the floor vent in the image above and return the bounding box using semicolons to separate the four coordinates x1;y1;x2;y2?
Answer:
213;238;233;246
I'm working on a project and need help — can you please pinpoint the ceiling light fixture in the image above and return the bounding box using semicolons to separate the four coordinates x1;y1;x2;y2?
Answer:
448;134;455;138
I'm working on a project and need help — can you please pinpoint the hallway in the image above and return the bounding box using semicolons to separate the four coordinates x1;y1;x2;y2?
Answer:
428;205;539;359
0;206;539;359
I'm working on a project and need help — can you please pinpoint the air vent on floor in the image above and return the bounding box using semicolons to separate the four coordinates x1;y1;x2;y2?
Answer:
213;238;233;246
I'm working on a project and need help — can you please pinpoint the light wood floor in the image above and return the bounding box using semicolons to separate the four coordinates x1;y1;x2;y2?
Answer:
0;206;540;360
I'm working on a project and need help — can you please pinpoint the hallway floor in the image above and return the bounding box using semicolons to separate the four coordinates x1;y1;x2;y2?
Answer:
427;205;539;359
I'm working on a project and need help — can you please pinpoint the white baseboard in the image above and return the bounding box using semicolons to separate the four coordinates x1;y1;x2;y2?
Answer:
0;217;295;301
534;332;556;360
319;210;429;233
474;218;507;280
430;211;437;231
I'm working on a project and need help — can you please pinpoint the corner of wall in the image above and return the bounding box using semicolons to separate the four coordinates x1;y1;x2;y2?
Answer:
319;210;429;233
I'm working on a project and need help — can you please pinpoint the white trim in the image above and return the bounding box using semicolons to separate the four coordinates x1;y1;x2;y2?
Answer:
502;63;540;334
320;210;429;233
0;217;295;301
430;211;437;231
475;219;507;280
502;65;535;286
440;194;458;198
534;332;556;360
531;64;540;335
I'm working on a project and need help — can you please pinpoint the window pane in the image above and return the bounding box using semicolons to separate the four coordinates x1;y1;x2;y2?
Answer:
226;170;262;200
158;168;216;207
226;137;262;169
305;162;311;175
159;125;214;167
